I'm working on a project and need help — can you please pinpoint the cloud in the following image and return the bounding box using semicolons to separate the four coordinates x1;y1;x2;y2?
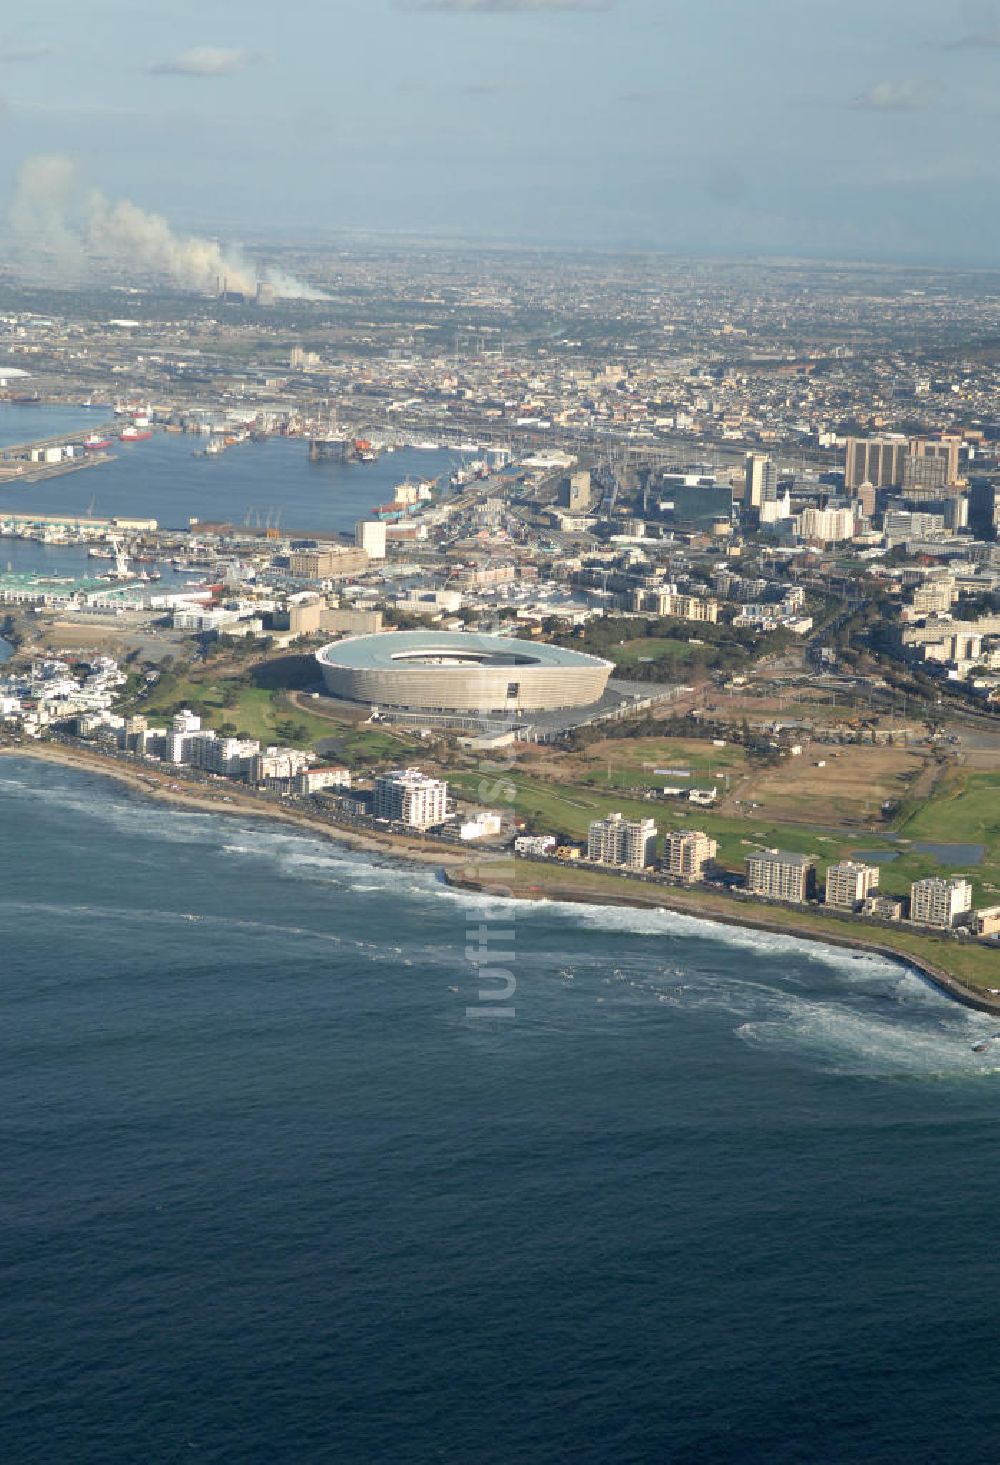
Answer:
0;45;55;64
148;46;258;77
850;79;940;112
398;0;613;12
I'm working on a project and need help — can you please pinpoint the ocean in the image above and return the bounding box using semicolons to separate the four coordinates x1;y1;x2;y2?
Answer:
0;403;459;535
3;756;1000;1463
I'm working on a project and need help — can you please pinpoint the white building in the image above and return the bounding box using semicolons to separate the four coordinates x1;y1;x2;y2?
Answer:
825;861;880;911
459;811;503;841
252;747;312;786
294;766;352;796
746;848;817;903
355;520;387;561
588;812;658;870
663;829;717;882
745;453;777;510
373;768;448;829
796;506;856;543
165;708;203;764
910;876;973;929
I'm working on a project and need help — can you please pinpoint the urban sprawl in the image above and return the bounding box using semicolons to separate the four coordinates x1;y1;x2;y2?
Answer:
1;252;998;971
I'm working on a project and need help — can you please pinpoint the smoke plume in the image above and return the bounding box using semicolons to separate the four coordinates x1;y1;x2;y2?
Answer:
9;155;325;300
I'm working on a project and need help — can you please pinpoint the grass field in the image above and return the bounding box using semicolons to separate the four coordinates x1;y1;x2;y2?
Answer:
608;637;697;668
127;669;420;761
448;741;1000;907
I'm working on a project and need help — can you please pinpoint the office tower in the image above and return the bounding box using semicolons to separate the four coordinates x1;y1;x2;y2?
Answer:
844;436;908;490
744;453;777;510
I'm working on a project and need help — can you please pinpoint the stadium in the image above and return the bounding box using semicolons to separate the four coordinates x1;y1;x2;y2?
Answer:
315;631;613;715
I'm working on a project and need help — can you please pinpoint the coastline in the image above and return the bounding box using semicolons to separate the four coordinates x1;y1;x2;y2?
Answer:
442;868;1000;1017
3;737;998;1016
0;741;474;871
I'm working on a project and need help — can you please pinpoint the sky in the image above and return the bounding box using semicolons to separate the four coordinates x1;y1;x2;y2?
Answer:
1;0;1000;263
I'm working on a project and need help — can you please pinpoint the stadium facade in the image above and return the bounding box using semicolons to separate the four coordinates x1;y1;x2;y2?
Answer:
315;631;613;714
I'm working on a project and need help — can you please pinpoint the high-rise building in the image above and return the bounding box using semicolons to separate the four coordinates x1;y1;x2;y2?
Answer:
588;812;658;869
663;829;717;882
562;471;592;513
796;506;855;543
744;453;777;510
908;436;961;486
852;481;877;520
745;849;817;904
969;479;1000;540
910;877;973;929
844;436;908;491
943;495;968;532
825;861;880;911
902;455;949;495
373;769;448;829
355;520;387;561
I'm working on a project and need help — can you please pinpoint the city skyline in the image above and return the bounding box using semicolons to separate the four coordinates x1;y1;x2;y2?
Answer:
2;0;1000;263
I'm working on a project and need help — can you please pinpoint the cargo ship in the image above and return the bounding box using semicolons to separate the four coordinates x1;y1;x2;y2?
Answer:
83;433;112;450
119;426;153;442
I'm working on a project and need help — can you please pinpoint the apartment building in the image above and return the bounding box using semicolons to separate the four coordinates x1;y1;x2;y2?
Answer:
588;812;658;870
910;876;973;929
662;829;718;882
824;861;880;911
373;769;448;829
745;848;817;903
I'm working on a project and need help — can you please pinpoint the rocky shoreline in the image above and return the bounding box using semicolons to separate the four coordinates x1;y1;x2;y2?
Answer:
442;869;1000;1018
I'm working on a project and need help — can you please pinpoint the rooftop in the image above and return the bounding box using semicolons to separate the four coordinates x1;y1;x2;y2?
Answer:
317;630;612;673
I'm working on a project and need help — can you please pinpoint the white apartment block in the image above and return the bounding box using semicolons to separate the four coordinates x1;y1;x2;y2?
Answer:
373;769;448;829
746;849;817;904
252;747;312;785
663;829;718;882
910;876;973;929
825;861;880;911
588;812;658;870
294;766;352;796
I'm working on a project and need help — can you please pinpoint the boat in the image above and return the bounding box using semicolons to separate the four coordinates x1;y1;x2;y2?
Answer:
83;433;111;450
120;426;152;442
972;1033;1000;1053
